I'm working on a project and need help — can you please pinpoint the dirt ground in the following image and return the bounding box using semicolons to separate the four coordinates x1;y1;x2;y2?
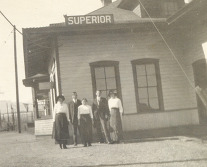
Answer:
1;132;207;167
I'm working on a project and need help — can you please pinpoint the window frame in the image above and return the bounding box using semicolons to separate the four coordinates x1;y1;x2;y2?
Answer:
90;61;122;100
131;58;164;112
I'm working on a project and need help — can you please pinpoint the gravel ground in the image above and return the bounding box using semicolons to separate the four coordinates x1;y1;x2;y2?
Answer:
0;132;207;167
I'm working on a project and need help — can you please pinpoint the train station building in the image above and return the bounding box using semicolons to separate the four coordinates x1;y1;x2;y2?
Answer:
22;0;207;136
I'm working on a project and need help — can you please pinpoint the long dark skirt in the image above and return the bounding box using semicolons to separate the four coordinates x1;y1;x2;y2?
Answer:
109;108;123;142
52;113;69;145
80;114;92;145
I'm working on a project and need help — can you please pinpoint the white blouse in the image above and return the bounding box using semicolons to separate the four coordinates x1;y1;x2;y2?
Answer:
108;97;123;114
53;102;69;122
78;105;93;119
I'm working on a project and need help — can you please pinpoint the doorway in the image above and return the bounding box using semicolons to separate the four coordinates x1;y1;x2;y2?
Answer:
192;59;207;124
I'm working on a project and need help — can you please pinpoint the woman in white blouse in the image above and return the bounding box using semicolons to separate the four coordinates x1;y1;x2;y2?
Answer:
52;95;70;149
78;98;93;147
108;90;123;143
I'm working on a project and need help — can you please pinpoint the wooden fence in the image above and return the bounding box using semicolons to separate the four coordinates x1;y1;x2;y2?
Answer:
0;111;34;131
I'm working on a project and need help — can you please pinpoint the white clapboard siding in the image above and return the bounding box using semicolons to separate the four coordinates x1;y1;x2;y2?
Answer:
122;109;199;131
56;31;199;131
35;119;53;136
58;32;197;110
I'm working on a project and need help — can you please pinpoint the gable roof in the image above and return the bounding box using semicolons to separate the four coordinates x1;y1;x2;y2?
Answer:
22;0;167;79
88;0;140;23
88;0;165;24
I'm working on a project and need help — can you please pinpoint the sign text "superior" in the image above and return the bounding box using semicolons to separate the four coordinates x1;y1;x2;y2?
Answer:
64;14;114;25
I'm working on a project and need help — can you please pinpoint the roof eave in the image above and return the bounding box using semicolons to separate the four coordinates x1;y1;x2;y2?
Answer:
167;0;207;25
23;20;167;35
22;29;29;78
23;75;49;87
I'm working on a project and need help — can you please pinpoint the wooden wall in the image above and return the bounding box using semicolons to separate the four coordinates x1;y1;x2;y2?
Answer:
54;30;199;131
58;31;197;109
35;119;53;136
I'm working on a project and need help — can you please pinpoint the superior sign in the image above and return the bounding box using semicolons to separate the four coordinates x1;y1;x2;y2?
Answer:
65;15;114;25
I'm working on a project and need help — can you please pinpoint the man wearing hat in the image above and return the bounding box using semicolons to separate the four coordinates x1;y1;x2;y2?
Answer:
92;90;112;144
68;92;82;146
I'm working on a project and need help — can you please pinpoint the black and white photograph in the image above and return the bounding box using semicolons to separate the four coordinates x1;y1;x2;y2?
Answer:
1;0;207;166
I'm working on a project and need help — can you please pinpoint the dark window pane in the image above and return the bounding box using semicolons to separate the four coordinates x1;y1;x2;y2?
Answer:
101;90;107;98
106;89;117;98
139;98;148;105
146;64;155;75
148;87;158;98
147;75;157;86
136;65;146;76
138;88;148;99
137;76;147;87
95;67;105;79
149;98;159;110
106;78;116;89
138;98;151;112
105;67;115;78
96;79;106;90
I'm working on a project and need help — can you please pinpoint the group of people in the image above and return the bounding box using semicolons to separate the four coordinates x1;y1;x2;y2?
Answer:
52;90;124;149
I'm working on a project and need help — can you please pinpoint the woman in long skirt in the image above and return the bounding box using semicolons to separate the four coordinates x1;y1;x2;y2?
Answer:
108;90;123;143
78;98;93;147
52;95;70;149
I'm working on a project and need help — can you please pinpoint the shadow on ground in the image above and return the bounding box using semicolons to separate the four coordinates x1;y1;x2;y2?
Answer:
123;125;207;143
73;158;207;167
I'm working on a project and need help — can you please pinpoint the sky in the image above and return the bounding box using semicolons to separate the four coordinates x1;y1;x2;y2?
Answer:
0;0;106;103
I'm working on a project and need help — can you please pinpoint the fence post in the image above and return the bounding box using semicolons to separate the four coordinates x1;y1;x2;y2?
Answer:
12;112;15;130
7;103;9;123
31;111;34;122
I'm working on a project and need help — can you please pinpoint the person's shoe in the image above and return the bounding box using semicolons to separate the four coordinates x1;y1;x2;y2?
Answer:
74;143;77;146
59;144;62;149
63;144;67;149
98;141;104;144
88;143;92;146
107;141;113;144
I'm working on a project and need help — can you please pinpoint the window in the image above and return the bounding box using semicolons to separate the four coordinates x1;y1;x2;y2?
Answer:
90;61;122;99
36;93;51;118
132;59;164;112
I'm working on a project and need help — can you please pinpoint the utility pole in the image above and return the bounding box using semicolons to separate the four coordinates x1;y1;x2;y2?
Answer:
0;92;4;129
0;111;1;128
14;25;21;133
0;11;21;133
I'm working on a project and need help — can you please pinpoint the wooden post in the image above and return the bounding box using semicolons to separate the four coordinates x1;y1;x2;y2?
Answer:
6;103;9;123
0;111;1;128
14;25;21;133
11;105;15;130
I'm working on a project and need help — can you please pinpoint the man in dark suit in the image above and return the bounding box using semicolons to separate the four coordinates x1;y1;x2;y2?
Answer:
92;90;112;144
68;92;82;146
